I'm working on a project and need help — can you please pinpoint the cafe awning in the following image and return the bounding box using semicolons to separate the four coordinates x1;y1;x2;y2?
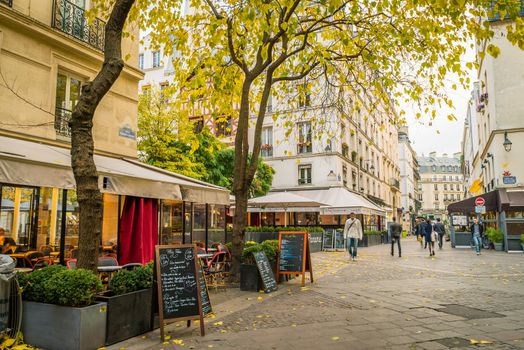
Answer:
248;191;326;212
447;189;501;213
0;136;229;204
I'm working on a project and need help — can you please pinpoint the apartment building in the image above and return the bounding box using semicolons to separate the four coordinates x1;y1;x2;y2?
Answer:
398;126;420;231
418;152;464;222
0;0;228;265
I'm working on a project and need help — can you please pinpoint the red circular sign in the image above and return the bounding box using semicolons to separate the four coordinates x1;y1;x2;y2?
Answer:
475;197;485;206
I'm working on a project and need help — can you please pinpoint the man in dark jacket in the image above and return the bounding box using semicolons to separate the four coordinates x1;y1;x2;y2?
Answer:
434;218;446;249
470;218;484;255
390;217;402;257
415;218;424;248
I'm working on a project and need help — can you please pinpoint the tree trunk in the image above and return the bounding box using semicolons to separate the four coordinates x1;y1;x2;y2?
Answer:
70;0;135;271
230;189;248;281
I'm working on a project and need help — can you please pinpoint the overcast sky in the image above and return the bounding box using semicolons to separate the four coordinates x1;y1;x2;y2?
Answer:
403;46;477;158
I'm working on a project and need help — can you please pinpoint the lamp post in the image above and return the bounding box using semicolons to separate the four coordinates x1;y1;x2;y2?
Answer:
503;132;512;152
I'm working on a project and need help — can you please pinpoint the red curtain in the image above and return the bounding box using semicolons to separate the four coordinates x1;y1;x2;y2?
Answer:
119;196;158;265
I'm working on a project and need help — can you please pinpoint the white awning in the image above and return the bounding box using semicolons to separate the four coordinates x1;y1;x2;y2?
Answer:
0;136;229;204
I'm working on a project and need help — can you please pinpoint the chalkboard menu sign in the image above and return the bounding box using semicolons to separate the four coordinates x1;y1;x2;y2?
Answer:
278;233;305;272
253;251;278;293
277;232;314;287
155;245;205;341
197;261;212;315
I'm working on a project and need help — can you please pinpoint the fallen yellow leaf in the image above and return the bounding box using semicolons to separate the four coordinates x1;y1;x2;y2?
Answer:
257;296;263;300
213;321;223;326
332;336;340;341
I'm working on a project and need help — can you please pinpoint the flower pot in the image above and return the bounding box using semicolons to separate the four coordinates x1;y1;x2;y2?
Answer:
494;242;503;251
22;301;107;350
240;264;259;291
96;288;153;345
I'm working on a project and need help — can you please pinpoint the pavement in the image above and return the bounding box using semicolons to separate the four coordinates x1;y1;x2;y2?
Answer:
108;237;524;350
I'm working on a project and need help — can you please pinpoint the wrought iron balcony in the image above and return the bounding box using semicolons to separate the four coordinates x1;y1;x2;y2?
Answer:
389;178;400;190
52;0;105;51
0;0;13;7
55;107;72;138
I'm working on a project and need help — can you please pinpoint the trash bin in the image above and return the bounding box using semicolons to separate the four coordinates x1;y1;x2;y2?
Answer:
0;255;17;334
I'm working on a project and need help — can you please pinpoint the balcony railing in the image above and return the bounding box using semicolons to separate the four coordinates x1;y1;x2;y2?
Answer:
0;0;13;7
389;178;400;189
52;0;105;51
55;107;72;138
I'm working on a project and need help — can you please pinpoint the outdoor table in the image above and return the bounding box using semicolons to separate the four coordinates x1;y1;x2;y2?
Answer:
198;253;213;260
207;248;218;253
97;265;123;287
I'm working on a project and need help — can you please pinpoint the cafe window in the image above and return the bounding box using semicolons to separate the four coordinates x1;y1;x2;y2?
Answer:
208;205;225;247
55;189;80;258
506;211;524;219
193;204;206;248
260;212;275;226
295;212;318;226
160;200;183;245
184;202;192;243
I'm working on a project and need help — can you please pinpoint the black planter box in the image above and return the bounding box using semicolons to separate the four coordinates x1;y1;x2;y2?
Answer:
96;288;153;345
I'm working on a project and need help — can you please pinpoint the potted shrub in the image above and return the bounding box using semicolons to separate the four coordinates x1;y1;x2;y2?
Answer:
240;241;279;291
520;234;524;252
486;227;504;251
19;265;105;350
95;262;153;345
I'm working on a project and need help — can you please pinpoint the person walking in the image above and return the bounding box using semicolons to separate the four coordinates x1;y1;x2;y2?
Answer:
470;218;484;256
390;217;402;257
424;218;435;257
343;212;363;261
415;218;424;248
434;218;446;249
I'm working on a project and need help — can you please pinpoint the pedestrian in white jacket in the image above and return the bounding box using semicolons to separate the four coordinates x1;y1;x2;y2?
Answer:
343;212;363;261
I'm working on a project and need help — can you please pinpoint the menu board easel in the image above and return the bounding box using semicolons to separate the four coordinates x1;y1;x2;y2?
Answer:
276;231;314;287
155;245;205;342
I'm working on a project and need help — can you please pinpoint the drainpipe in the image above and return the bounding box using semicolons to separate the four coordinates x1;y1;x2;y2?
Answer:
500;210;508;253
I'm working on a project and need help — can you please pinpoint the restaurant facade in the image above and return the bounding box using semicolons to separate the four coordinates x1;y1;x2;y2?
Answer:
447;189;524;252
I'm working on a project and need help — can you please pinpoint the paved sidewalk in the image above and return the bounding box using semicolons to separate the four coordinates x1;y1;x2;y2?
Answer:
109;237;524;350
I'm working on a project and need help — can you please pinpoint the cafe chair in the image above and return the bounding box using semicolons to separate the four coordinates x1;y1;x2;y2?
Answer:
204;251;229;291
39;245;53;257
121;263;142;270
66;259;77;269
23;251;44;269
32;257;54;271
97;256;119;267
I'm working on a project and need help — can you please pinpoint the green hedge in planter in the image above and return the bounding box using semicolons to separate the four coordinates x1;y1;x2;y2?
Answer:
520;234;524;244
486;227;503;243
19;265;102;307
364;230;383;235
241;240;279;265
110;261;153;295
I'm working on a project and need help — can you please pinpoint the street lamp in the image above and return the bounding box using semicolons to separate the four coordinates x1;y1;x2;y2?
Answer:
503;132;512;152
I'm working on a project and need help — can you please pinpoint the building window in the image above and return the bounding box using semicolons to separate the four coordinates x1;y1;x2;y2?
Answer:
261;127;273;157
442;175;446;181
444;184;447;191
447;165;452;172
455;176;459;181
191;117;204;133
444;194;448;201
139;53;144;69
297;83;311;108
55;71;82;138
435;203;439;210
297;121;312;154
342;165;348;187
451;194;455;200
435;194;439;200
141;85;151;96
216;116;232;137
434;184;438;190
433;175;437;181
432;165;437;172
298;165;312;185
152;50;161;68
342;143;349;158
457;194;461;200
266;94;273;113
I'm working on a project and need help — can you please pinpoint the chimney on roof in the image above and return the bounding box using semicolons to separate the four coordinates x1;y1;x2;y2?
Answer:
429;151;437;159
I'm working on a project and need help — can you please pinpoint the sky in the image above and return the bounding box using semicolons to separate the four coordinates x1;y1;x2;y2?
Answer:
404;46;477;158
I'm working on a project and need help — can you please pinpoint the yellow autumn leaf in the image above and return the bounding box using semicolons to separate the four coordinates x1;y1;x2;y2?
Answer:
332;336;340;341
164;335;171;340
173;339;184;345
213;321;223;326
3;339;16;347
257;296;263;300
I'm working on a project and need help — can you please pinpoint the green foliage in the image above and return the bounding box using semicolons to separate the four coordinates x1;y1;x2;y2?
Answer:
486;227;503;243
520;234;524;244
245;226;324;233
20;266;102;307
110;261;154;295
18;265;67;303
241;240;279;265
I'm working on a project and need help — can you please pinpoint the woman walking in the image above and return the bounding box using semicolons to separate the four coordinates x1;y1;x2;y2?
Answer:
424;218;435;257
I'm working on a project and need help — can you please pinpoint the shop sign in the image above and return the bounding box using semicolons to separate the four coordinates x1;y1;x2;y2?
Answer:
475;205;486;214
452;215;467;226
503;176;517;185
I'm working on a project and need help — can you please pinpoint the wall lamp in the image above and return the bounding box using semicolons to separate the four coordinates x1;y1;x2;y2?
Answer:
503;132;512;152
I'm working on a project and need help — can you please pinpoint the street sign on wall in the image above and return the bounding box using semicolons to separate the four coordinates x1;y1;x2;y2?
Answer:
475;205;486;214
503;176;517;185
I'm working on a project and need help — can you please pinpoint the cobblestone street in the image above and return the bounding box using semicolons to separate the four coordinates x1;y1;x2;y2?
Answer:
111;238;524;350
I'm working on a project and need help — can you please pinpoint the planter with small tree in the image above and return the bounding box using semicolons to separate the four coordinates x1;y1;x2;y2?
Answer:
238;240;279;291
520;234;524;252
486;227;504;251
95;262;154;345
19;265;105;350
